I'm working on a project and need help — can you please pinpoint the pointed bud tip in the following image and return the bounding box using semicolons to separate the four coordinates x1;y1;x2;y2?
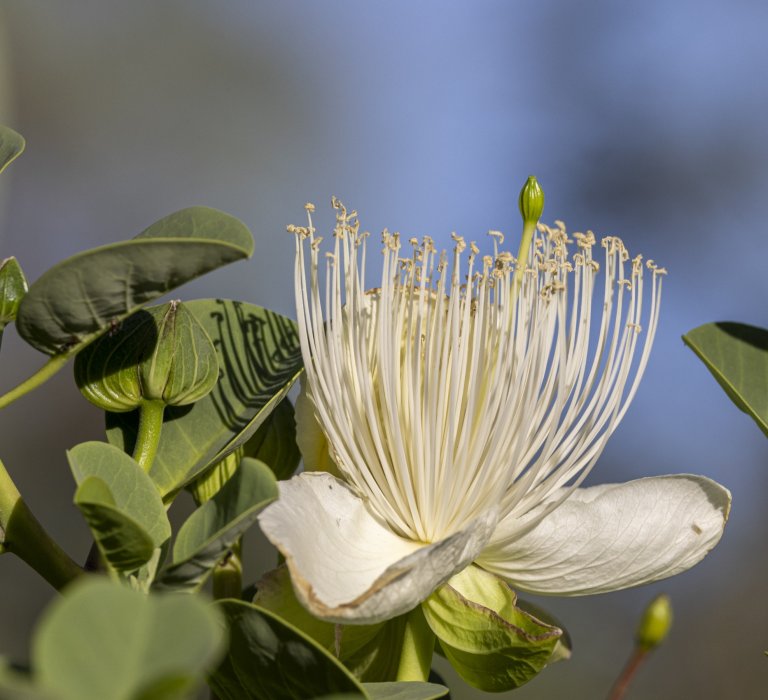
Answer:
518;175;545;225
635;593;672;651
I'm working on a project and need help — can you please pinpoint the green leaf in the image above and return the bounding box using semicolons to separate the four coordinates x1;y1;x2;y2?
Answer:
0;125;25;175
254;565;405;682
210;600;367;700
74;476;155;572
364;683;449;700
0;660;59;700
422;566;561;692
107;299;303;497
67;442;171;571
32;579;225;700
15;207;253;356
154;458;277;591
683;322;768;438
243;397;301;480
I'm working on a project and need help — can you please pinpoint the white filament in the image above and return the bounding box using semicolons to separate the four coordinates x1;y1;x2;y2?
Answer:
290;200;665;545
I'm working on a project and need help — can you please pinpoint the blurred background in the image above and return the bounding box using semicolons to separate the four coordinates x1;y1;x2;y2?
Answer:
1;1;767;698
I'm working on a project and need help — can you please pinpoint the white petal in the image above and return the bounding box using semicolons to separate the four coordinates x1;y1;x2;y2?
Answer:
258;472;498;624
476;475;730;595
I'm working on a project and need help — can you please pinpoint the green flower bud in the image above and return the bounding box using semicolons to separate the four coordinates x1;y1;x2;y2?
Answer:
75;301;219;412
518;175;545;225
635;594;672;651
0;257;28;327
140;301;219;405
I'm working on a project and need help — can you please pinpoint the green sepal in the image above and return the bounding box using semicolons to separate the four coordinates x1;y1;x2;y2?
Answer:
67;442;171;573
683;322;768;438
421;566;562;692
153;458;277;592
254;565;406;682
0;257;28;327
514;598;572;664
0;124;25;175
30;579;225;700
106;299;303;499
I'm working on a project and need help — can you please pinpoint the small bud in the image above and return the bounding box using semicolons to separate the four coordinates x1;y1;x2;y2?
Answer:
518;175;545;225
140;301;219;405
75;302;219;412
0;257;28;327
635;594;672;651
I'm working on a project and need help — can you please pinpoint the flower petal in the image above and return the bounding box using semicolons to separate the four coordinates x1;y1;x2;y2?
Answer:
476;475;730;595
258;472;498;624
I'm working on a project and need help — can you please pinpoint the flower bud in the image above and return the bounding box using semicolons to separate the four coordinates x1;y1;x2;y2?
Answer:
75;301;219;412
0;257;27;327
518;175;545;225
635;593;672;651
140;301;219;405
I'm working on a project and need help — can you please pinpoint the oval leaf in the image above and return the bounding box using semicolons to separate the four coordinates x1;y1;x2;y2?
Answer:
154;458;277;592
683;322;768;438
67;442;171;549
16;207;253;356
107;299;303;497
209;601;366;700
33;579;225;700
0;125;25;175
422;566;561;692
74;476;156;572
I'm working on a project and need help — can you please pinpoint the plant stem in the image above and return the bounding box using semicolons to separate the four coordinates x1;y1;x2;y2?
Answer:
0;459;82;589
607;648;648;700
395;605;435;682
513;220;537;294
212;539;243;600
0;353;71;410
133;399;165;472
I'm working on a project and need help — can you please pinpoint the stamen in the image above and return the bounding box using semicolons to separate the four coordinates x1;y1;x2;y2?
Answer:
294;201;664;543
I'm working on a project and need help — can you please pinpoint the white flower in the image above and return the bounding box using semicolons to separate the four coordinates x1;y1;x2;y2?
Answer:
259;198;730;625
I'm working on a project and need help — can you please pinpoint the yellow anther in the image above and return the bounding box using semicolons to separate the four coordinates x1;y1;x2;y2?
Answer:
304;202;316;213
488;230;505;244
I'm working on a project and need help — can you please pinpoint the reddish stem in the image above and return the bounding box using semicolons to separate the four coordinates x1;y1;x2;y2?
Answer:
607;648;649;700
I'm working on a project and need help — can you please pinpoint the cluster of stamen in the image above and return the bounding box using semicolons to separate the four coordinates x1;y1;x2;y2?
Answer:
291;199;665;544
